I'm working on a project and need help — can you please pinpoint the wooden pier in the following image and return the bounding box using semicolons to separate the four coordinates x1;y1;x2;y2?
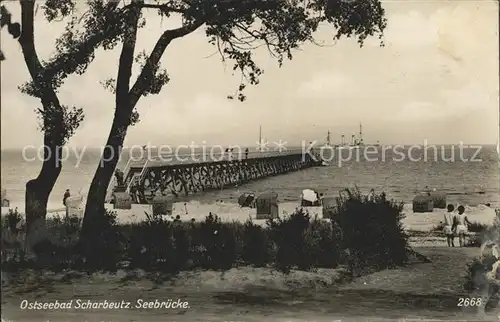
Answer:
108;149;322;204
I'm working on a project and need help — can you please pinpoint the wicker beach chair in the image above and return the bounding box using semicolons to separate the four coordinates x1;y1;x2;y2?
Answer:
301;189;321;207
1;188;9;207
152;193;173;216
255;192;278;219
321;197;337;219
113;190;132;210
429;191;447;209
412;195;434;213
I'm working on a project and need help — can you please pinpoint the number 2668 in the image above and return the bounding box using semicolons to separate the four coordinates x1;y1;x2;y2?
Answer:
457;298;482;307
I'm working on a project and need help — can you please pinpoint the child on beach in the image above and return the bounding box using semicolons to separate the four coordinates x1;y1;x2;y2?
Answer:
455;205;471;247
443;204;456;247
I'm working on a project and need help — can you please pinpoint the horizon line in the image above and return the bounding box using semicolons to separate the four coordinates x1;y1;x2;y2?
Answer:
1;143;498;151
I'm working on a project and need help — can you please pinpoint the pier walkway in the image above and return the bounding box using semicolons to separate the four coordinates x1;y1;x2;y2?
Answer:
107;149;321;203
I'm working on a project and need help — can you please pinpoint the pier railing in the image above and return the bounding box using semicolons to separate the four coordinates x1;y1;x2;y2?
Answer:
125;149;312;167
106;148;319;202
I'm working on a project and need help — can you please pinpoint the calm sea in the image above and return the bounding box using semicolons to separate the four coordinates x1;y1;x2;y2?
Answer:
1;145;499;210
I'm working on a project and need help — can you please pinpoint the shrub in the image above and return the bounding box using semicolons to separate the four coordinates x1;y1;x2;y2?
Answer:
35;214;83;270
195;213;239;270
26;210;122;272
267;209;317;272
2;207;23;230
1;208;26;265
127;215;176;271
332;188;409;270
240;219;271;267
306;217;341;268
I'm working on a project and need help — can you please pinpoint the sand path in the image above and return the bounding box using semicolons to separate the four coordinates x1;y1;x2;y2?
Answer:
2;246;497;321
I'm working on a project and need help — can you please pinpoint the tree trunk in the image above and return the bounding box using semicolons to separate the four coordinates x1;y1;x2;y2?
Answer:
24;142;62;251
18;0;66;243
80;4;141;261
79;114;131;250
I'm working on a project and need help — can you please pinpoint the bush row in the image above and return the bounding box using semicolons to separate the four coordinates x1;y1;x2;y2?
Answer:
2;189;411;274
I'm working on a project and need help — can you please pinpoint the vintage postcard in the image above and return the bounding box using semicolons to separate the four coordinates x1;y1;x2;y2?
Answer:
1;0;499;321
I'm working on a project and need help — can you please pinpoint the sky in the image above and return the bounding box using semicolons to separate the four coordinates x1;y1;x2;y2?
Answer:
1;0;499;149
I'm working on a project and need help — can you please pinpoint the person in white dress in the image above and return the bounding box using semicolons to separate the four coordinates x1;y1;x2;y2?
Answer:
443;204;456;247
455;205;471;247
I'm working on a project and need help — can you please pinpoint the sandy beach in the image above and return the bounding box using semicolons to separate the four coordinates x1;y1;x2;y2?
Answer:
4;200;495;232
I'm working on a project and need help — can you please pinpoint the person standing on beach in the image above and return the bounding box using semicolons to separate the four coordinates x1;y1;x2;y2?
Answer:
443;204;456;247
455;205;471;247
63;189;71;217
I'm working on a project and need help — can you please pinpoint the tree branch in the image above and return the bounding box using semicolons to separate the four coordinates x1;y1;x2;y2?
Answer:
19;0;67;147
18;0;67;167
37;1;123;88
18;0;60;107
128;20;204;107
115;2;141;123
139;3;185;13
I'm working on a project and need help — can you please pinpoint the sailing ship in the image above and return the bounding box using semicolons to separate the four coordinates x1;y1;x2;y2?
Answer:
349;123;367;149
339;124;363;149
333;123;380;150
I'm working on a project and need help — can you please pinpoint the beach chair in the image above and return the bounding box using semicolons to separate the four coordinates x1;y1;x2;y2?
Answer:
65;195;84;217
301;189;320;207
238;192;255;208
1;198;9;207
113;191;132;210
152;193;173;216
429;191;447;209
321;197;337;219
1;189;9;207
255;192;279;219
412;195;433;213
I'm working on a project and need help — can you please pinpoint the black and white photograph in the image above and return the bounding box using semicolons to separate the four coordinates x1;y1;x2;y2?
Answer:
1;0;499;321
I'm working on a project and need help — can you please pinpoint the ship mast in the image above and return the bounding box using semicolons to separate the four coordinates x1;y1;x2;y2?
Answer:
258;125;262;152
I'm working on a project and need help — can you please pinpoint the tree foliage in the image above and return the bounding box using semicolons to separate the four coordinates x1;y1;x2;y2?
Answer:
0;5;21;60
14;0;85;145
29;0;386;124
